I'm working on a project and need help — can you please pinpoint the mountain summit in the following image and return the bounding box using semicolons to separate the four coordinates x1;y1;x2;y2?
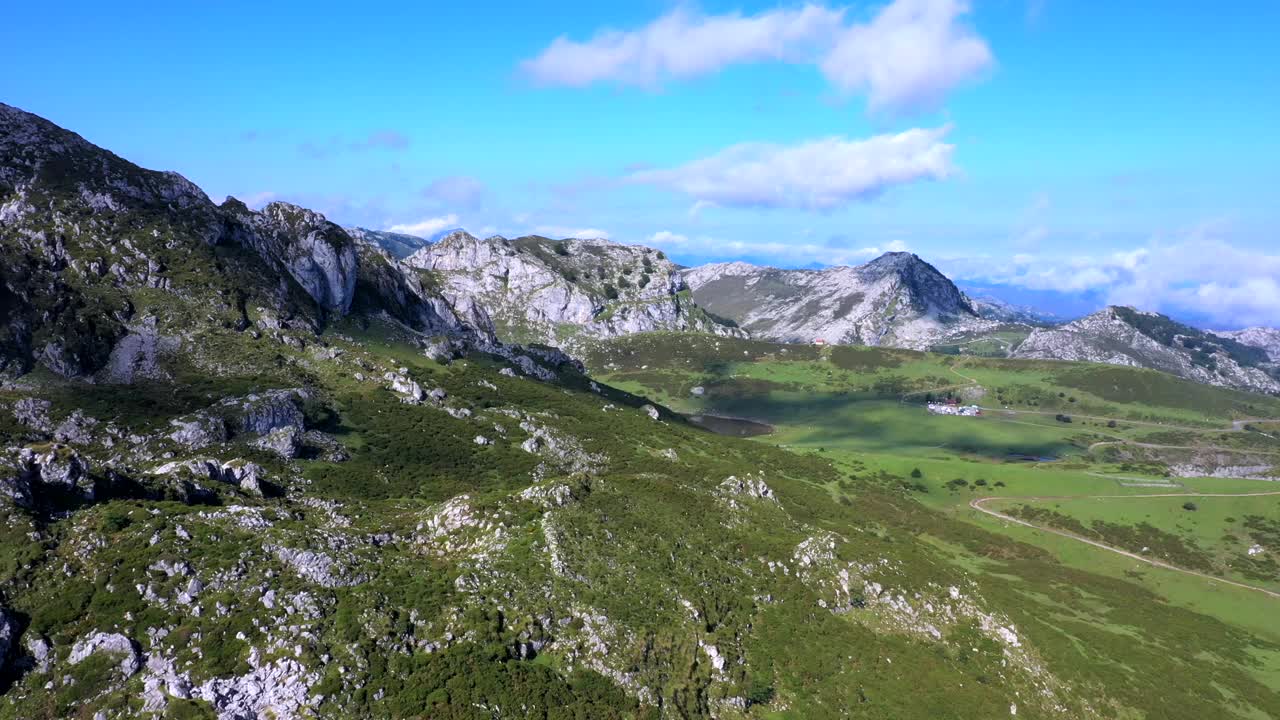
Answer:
682;252;994;349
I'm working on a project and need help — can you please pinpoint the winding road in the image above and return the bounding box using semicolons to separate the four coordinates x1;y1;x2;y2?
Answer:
970;492;1280;599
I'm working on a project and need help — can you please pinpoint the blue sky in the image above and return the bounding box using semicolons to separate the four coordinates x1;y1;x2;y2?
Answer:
3;1;1279;326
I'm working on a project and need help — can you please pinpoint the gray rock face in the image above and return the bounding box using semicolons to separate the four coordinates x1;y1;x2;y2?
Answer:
253;426;300;460
1213;327;1280;363
0;606;17;668
1014;307;1280;394
53;410;99;445
351;243;479;337
270;546;366;588
169;414;228;449
683;253;998;350
229;389;306;436
194;650;319;720
24;634;52;674
0;103;384;379
12;398;52;432
69;632;141;679
17;446;94;500
101;316;178;383
404;231;740;347
225;202;359;314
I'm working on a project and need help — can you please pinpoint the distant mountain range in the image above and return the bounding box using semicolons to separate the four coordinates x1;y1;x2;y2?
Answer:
4;98;1273;397
1013;306;1280;394
347;222;1280;395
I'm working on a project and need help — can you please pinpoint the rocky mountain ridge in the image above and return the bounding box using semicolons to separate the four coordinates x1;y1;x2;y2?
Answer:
1013;306;1280;394
682;253;1002;350
1214;327;1280;364
0;102;485;381
404;230;742;347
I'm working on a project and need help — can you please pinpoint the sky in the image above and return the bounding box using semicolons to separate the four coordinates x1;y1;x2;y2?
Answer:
3;1;1279;327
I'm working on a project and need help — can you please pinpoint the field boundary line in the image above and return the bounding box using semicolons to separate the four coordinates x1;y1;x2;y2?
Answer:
970;493;1280;599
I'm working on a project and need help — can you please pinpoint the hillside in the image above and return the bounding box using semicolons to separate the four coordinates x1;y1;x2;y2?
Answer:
4;103;1280;720
0;102;480;383
1013;306;1280;394
682;253;1004;350
1215;327;1280;363
404;231;741;347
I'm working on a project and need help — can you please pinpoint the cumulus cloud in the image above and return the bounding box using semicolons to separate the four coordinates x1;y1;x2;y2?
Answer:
240;191;278;209
628;126;955;210
387;214;460;237
822;0;993;112
535;225;611;239
522;5;841;88
521;0;992;113
645;230;909;266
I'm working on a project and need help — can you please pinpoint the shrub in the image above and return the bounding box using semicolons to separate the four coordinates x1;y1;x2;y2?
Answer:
1182;502;1198;511
910;468;923;479
603;285;619;300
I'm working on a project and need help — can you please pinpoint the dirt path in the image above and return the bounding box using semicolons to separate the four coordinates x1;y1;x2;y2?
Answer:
970;493;1280;599
1085;439;1280;456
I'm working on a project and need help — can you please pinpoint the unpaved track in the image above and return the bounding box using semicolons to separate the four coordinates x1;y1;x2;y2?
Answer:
971;492;1280;599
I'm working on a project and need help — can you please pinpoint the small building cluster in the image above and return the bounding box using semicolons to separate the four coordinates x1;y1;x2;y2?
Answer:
927;401;982;417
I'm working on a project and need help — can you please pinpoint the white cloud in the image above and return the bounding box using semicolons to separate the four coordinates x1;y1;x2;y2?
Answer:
822;0;993;112
534;225;611;239
628;126;955;210
522;5;841;88
387;214;460;237
241;191;277;209
943;236;1280;328
644;230;908;266
648;230;689;245
522;0;992;114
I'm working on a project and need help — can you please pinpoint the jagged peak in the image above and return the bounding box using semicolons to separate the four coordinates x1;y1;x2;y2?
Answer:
435;229;482;245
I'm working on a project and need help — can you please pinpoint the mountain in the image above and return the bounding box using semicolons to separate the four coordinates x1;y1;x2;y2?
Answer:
682;253;1003;350
346;226;433;259
0;103;1130;720
1213;326;1280;363
0;103;482;381
404;231;742;347
1013;306;1280;394
965;293;1059;326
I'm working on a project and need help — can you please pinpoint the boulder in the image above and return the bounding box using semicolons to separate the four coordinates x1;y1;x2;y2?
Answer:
234;390;305;436
253;426;300;460
169;415;227;449
11;398;52;432
0;606;17;668
69;632;141;679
